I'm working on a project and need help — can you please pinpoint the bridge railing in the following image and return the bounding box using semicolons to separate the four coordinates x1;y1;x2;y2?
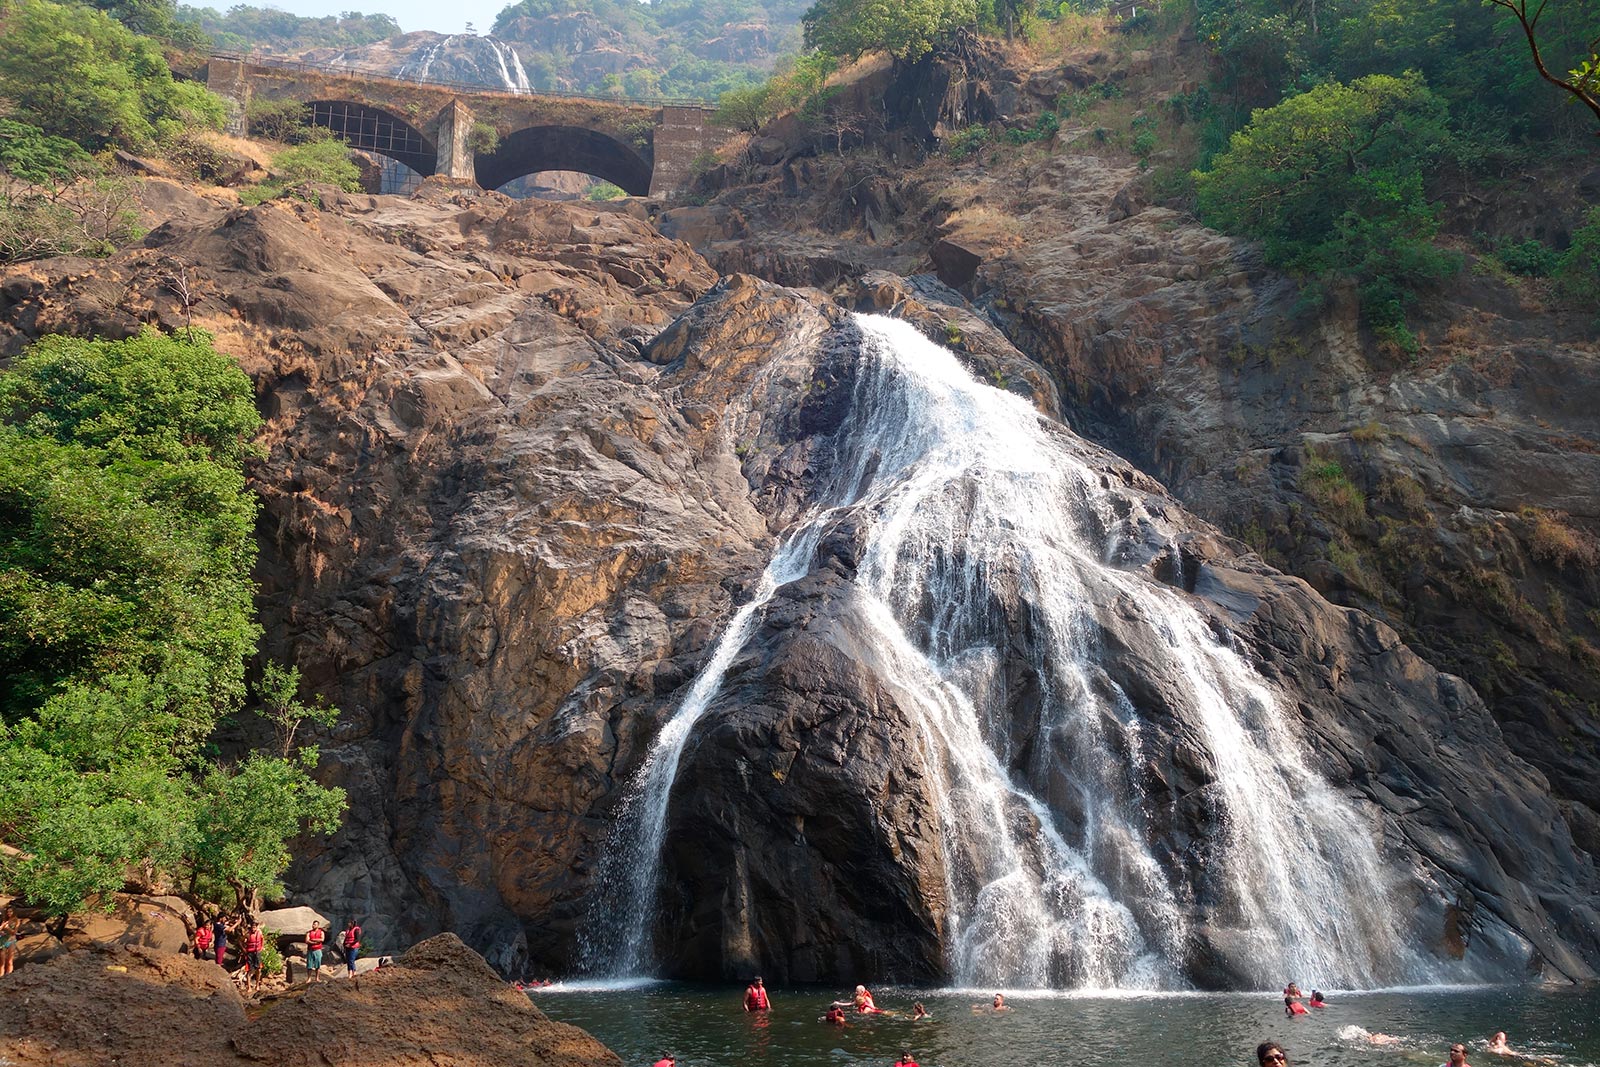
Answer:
210;50;717;110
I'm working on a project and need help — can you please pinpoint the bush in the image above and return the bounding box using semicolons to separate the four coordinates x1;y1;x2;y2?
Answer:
1004;110;1061;145
586;181;626;201
1494;238;1559;277
246;99;313;143
467;122;500;155
1194;73;1460;331
946;125;991;160
0;126;142;261
243;140;363;204
1555;207;1600;309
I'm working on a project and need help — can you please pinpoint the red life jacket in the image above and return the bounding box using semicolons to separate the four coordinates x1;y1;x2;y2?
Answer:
344;926;361;949
194;926;213;949
244;930;264;953
307;928;325;950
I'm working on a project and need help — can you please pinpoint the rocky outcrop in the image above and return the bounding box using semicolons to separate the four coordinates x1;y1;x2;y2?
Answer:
0;934;616;1067
3;172;1596;987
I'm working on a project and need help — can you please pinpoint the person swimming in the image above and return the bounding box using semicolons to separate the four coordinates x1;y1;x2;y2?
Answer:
1488;1034;1512;1055
1285;995;1308;1017
853;985;885;1014
822;1006;848;1026
912;1002;930;1020
1339;1025;1401;1046
1309;991;1326;1008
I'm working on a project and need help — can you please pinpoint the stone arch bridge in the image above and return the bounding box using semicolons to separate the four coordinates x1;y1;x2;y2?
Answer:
206;55;727;197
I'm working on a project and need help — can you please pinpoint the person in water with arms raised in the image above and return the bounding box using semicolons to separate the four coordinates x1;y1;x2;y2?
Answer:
744;976;770;1011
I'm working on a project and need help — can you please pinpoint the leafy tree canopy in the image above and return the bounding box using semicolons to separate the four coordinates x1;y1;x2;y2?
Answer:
1193;73;1461;336
802;0;976;60
0;0;226;150
0;330;345;918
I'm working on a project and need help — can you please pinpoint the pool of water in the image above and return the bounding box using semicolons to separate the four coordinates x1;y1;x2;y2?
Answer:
532;982;1600;1067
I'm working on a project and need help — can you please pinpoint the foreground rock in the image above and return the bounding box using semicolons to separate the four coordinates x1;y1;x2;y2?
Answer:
0;934;618;1067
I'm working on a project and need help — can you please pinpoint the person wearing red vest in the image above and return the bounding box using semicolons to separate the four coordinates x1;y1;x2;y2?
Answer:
306;921;326;983
243;922;266;995
341;921;362;976
744;976;770;1012
193;919;213;961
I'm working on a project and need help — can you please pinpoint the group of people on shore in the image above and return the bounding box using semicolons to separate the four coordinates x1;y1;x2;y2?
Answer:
190;914;363;993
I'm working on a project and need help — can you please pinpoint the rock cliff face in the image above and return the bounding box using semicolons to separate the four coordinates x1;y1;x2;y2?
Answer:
1;174;1596;986
667;32;1600;912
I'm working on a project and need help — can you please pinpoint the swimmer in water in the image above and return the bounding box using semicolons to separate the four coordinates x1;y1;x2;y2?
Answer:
821;1006;848;1026
1488;1034;1512;1056
1442;1042;1474;1067
1309;991;1326;1008
1340;1026;1401;1046
1257;1042;1289;1067
912;1002;930;1020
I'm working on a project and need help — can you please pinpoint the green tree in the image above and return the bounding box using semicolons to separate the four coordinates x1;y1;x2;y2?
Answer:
0;0;226;150
0;330;346;919
803;0;977;61
1193;73;1460;336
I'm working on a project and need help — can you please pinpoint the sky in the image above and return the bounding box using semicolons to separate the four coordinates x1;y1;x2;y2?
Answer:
236;0;508;36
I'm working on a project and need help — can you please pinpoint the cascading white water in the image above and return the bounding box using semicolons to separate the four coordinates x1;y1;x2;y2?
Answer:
397;37;451;82
486;39;533;93
578;526;829;975
581;312;1436;988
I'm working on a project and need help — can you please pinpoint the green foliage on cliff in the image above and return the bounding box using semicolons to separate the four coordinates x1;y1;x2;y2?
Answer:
802;0;975;60
176;6;399;52
1193;74;1461;336
0;330;346;917
1194;0;1596;151
0;0;226;151
1556;207;1600;310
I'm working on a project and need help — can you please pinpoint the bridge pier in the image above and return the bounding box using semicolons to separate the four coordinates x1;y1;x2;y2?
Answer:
650;106;718;198
433;99;478;185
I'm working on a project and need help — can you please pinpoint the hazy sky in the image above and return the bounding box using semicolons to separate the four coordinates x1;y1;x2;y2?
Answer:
240;0;506;36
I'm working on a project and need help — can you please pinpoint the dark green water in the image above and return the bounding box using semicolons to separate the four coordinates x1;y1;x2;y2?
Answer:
533;982;1599;1067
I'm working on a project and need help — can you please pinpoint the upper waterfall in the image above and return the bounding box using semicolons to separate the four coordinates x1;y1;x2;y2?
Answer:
580;311;1478;989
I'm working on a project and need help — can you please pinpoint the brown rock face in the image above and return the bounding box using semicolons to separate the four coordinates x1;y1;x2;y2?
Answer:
0;935;615;1067
3;169;1597;988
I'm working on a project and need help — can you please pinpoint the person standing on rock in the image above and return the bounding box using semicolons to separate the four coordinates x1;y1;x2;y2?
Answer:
0;905;19;976
211;915;231;968
243;921;266;996
306;920;326;983
192;916;213;961
341;920;362;976
744;976;770;1012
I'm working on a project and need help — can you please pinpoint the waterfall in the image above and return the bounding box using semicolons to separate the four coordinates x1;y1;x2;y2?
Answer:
580;312;1435;989
398;36;451;81
486;39;532;93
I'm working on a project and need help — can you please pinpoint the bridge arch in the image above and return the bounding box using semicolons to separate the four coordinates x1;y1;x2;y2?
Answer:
476;126;652;197
306;100;438;178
